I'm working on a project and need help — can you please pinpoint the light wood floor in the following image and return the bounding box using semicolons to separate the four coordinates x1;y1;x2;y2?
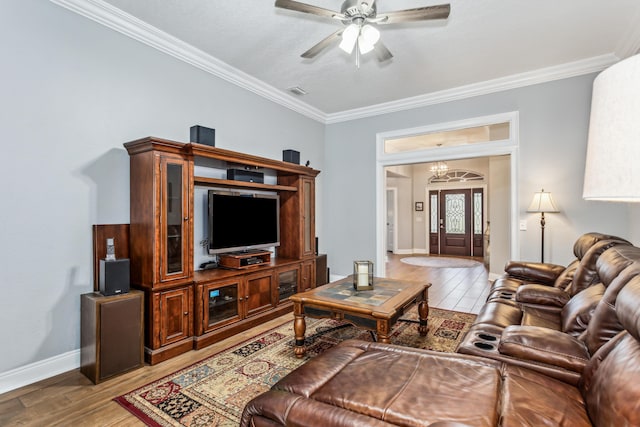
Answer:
385;253;490;315
0;255;490;426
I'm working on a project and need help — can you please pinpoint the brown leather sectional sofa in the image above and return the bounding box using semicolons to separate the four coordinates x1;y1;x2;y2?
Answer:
457;235;639;385
240;233;640;426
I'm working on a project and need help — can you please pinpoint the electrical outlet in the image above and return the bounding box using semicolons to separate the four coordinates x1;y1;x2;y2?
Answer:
519;220;527;231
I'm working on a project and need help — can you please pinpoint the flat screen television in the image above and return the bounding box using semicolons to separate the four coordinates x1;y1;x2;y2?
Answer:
208;191;280;255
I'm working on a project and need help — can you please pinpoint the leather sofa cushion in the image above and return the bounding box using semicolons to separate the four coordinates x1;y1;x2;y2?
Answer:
516;284;571;307
273;341;503;426
569;239;630;296
489;277;522;294
581;265;640;355
474;302;523;328
500;364;591;426
503;261;565;285
521;307;561;330
580;279;640;427
554;259;580;290
561;283;605;336
499;325;589;372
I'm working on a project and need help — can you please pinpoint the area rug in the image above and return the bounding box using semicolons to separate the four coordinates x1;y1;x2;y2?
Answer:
400;256;483;268
115;307;476;427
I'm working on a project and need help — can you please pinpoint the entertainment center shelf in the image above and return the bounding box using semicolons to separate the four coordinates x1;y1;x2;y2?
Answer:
124;136;321;364
193;176;297;192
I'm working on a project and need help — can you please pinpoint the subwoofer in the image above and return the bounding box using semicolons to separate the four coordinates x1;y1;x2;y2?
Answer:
80;291;143;383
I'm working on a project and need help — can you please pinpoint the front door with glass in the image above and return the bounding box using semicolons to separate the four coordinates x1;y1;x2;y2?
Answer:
429;188;483;256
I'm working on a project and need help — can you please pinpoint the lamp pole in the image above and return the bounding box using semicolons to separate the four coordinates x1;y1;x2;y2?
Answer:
539;211;546;263
528;189;559;264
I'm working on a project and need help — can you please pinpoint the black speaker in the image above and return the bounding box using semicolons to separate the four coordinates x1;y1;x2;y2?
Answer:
282;149;300;165
190;125;216;147
227;168;264;183
99;259;130;296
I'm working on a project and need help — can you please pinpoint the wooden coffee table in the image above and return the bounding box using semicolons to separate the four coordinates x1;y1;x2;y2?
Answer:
289;275;431;357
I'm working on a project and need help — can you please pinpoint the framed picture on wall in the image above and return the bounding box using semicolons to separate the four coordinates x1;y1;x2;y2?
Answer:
415;202;424;211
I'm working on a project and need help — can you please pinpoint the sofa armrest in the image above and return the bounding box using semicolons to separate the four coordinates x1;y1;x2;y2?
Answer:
504;261;566;285
499;325;589;372
516;284;571;308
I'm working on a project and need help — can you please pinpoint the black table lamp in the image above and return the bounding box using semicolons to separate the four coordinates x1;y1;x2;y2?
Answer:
528;189;559;263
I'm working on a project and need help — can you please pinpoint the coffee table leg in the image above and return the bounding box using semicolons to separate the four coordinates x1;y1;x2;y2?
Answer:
418;298;429;336
377;321;391;344
293;304;306;358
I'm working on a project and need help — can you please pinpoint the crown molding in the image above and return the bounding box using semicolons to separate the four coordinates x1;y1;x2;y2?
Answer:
615;7;640;59
50;0;326;123
50;0;621;126
324;54;619;124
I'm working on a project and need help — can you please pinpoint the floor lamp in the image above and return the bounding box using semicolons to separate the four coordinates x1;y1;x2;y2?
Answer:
528;189;559;263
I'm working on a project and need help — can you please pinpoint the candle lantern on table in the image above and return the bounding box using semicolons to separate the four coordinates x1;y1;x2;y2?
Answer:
353;261;374;291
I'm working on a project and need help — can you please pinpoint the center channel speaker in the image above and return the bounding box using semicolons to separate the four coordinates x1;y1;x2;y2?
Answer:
227;168;264;184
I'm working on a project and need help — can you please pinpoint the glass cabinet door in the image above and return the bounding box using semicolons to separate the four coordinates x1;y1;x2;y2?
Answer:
302;177;315;256
278;268;299;301
205;282;241;330
160;155;190;282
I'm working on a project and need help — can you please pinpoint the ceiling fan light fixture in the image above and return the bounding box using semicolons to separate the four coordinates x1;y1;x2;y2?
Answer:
357;24;379;54
339;24;359;54
274;0;451;62
358;35;374;54
360;24;380;45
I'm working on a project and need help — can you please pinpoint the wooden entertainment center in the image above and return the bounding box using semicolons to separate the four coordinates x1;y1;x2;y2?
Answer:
124;137;321;364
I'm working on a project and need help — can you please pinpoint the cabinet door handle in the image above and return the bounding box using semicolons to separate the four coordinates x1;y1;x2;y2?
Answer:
245;295;249;300
183;311;188;315
183;217;189;221
238;297;243;301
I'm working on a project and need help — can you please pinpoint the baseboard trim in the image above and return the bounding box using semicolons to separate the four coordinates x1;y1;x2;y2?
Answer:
0;350;80;394
329;274;347;283
393;249;414;255
488;272;501;281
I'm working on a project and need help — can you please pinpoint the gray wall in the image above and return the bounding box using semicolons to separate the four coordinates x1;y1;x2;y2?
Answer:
0;0;324;374
324;75;632;276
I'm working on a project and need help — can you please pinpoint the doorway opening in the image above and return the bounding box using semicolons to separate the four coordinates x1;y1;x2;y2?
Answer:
376;112;520;277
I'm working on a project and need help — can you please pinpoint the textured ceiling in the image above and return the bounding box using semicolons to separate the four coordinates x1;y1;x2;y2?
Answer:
66;0;640;118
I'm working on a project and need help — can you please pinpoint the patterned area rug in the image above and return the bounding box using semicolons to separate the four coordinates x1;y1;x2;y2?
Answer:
400;256;483;268
115;307;476;427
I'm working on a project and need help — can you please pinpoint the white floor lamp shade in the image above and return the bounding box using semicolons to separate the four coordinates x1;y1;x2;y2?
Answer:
583;54;640;201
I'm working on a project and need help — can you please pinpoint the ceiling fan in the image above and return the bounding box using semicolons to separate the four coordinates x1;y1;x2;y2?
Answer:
274;0;450;66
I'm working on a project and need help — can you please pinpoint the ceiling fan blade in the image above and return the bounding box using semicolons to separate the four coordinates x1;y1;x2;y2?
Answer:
359;0;376;14
301;29;343;58
275;0;343;19
378;4;450;24
374;41;393;62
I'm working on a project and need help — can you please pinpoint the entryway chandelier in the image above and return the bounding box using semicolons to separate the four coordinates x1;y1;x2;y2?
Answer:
430;161;449;178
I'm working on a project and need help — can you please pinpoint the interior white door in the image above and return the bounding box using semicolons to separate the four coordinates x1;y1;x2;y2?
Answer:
386;189;395;252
